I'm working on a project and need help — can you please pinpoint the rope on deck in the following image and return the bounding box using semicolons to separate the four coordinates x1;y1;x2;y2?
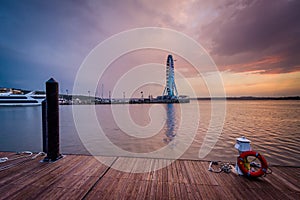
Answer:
0;152;45;171
208;161;234;173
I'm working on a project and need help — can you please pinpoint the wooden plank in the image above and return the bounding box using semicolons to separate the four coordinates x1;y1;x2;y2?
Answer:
173;183;182;199
136;180;150;200
84;177;116;199
0;152;299;200
183;160;197;184
166;162;174;184
149;179;158;199
131;180;142;200
141;158;154;181
148;159;159;181
156;161;164;183
127;158;143;181
179;183;189;199
111;157;134;179
1;157;79;198
130;180;143;199
266;167;300;192
0;152;51;181
105;167;123;179
188;161;204;185
168;182;176;199
109;178;127;199
0;183;27;200
56;175;99;190
170;161;180;184
13;155;90;186
122;180;136;200
155;181;163;199
192;161;219;185
161;181;169;200
213;173;243;199
175;161;185;183
143;180;153;199
3;184;50;200
186;184;202;200
197;185;222;199
0;152;14;157
36;187;87;200
178;161;190;183
0;160;47;185
162;164;169;183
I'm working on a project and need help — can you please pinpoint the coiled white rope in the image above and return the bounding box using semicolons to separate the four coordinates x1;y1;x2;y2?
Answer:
0;151;46;171
208;161;234;173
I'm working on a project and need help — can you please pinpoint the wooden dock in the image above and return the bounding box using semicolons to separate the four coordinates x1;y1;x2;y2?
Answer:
0;152;299;200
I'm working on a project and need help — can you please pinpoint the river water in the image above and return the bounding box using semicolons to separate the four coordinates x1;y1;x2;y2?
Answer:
0;100;299;166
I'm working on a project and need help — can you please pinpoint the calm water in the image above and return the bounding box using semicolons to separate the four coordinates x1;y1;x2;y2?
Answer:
0;100;299;166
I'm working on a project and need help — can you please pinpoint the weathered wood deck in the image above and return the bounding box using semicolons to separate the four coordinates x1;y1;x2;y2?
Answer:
0;152;299;200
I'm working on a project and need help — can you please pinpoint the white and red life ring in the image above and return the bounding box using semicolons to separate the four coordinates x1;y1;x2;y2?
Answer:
237;151;268;177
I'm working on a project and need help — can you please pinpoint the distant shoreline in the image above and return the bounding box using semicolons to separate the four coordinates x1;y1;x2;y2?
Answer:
191;96;300;100
1;87;299;100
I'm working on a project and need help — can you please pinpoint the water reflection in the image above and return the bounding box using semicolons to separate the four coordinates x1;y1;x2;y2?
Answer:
1;101;299;166
163;104;176;145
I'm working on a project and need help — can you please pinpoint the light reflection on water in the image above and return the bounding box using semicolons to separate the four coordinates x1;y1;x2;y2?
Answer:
0;100;299;166
163;104;177;145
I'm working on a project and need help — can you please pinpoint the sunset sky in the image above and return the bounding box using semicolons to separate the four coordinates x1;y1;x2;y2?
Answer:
0;0;299;97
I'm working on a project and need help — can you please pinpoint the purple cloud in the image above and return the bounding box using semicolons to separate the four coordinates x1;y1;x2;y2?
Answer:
201;0;300;74
0;0;299;94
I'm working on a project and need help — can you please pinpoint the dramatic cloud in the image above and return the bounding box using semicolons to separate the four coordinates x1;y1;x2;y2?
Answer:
0;0;299;95
201;0;300;74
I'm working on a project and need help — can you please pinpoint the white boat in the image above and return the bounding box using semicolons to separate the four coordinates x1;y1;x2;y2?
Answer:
0;91;45;106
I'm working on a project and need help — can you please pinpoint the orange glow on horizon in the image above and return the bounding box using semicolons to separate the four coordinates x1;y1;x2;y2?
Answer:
221;71;300;97
220;55;286;74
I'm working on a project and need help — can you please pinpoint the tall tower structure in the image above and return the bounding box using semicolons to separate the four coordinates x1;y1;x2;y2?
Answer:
162;55;178;98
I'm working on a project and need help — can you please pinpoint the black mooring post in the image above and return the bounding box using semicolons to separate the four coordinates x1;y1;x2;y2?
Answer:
42;100;48;153
43;78;62;162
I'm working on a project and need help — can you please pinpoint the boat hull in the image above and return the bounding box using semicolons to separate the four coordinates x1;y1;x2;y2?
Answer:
0;92;45;106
